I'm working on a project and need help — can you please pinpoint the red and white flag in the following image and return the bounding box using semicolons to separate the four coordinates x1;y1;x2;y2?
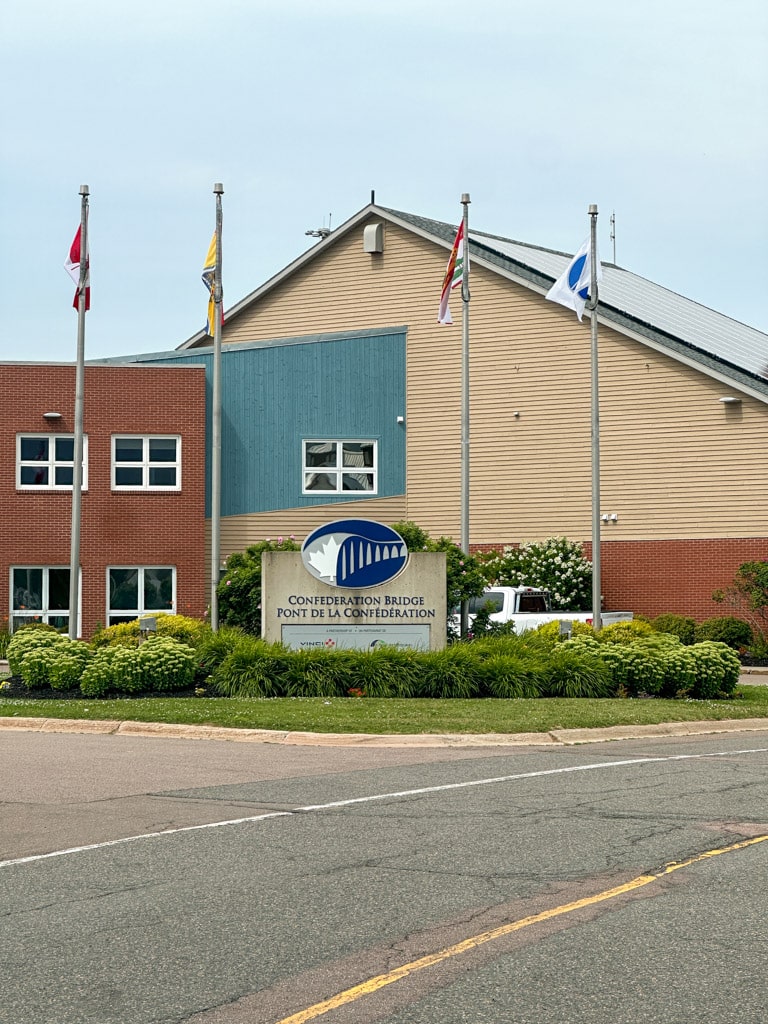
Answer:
65;223;90;311
437;221;466;325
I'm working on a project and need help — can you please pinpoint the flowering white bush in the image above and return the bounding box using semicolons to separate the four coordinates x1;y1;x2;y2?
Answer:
478;537;592;611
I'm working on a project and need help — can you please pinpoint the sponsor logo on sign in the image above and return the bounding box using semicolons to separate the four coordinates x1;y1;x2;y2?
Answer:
301;519;408;589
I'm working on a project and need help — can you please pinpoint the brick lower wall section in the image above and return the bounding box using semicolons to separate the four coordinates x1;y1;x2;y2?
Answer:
470;538;768;622
1;363;208;639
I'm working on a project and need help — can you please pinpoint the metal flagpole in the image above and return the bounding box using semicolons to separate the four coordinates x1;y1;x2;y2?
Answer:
210;183;224;631
459;192;471;638
68;184;89;640
587;204;602;631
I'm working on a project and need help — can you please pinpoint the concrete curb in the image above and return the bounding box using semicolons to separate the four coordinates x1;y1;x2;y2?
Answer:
1;715;767;746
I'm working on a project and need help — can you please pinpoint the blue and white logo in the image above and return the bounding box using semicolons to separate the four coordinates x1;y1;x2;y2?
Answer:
301;519;408;589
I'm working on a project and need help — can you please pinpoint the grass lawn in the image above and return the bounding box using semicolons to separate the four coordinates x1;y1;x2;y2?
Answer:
1;686;768;734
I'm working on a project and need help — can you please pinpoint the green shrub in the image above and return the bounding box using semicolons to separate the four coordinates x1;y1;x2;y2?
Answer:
597;620;656;645
7;628;67;676
651;614;697;645
80;646;144;697
48;641;92;691
137;636;196;692
533;620;597;644
90;620;141;649
91;614;209;651
599;643;666;696
694;616;753;651
688;641;741;698
19;647;60;689
0;630;10;659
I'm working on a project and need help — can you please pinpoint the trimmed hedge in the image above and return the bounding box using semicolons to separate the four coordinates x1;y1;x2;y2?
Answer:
2;624;747;701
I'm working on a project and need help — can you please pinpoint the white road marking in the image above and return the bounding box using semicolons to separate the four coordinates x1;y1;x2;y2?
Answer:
2;746;766;870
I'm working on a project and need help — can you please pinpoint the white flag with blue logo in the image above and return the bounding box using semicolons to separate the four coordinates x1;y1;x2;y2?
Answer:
545;237;601;321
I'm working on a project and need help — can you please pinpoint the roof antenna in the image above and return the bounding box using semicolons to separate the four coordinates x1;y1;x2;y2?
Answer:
610;211;616;264
305;213;332;239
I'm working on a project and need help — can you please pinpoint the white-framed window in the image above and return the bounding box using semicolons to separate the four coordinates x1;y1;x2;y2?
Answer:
107;566;176;625
302;440;377;494
10;566;78;633
16;434;88;490
112;435;181;490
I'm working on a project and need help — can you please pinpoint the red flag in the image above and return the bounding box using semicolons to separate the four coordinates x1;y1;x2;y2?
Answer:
437;221;466;325
64;224;90;311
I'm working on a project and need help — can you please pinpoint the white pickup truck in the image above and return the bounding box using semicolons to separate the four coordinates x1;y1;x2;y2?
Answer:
460;586;633;634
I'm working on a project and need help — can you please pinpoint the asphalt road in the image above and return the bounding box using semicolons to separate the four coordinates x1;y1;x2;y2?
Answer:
1;729;767;1023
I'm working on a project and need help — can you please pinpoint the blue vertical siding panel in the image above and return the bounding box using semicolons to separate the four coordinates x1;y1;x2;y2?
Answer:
137;329;406;517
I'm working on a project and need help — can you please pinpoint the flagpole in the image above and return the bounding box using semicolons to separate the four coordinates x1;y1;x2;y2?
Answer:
587;203;602;631
68;184;89;640
210;183;224;631
459;192;471;638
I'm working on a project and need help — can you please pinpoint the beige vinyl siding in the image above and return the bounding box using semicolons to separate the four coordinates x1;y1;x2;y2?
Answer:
212;216;768;545
208;495;408;563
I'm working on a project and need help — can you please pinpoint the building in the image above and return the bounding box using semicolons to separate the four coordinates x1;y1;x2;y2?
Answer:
161;202;766;621
29;200;768;626
0;362;207;637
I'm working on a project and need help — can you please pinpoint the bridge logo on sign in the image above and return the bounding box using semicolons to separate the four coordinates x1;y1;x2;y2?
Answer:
301;519;408;589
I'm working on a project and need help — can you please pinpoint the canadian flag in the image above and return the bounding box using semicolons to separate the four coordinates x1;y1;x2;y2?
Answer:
64;224;90;311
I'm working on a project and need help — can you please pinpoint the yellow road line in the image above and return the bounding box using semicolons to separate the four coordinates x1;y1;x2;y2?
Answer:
275;834;768;1024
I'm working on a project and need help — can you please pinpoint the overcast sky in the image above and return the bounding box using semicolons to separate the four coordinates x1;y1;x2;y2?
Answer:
2;0;766;362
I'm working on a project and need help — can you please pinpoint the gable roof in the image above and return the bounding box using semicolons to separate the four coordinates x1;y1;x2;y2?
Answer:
178;203;768;401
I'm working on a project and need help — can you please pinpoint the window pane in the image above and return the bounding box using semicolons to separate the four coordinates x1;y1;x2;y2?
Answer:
342;473;374;491
47;615;69;631
305;472;336;491
55;437;75;461
115;437;143;462
12;614;43;631
110;568;139;610
343;443;374;468
149;438;177;462
305;443;337;468
20;437;48;461
115;467;143;486
55;467;74;486
13;569;42;610
48;569;71;610
144;568;173;610
109;616;136;626
21;466;49;485
148;467;176;487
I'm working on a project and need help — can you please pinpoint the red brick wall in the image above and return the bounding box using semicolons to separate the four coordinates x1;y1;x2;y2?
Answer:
470;538;768;621
1;363;207;638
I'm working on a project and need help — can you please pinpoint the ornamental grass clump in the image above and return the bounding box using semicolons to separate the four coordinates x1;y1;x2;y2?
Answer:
284;647;356;698
540;646;613;698
212;637;293;697
475;653;543;698
347;646;421;698
416;646;481;699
